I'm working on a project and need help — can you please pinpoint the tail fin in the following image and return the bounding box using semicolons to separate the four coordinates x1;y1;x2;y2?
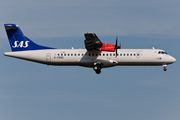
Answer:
4;24;55;52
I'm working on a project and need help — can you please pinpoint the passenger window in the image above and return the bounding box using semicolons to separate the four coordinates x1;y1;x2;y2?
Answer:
124;54;126;56
106;54;108;56
61;54;63;56
137;54;139;56
99;54;101;56
113;54;115;56
74;54;76;56
120;54;122;56
134;54;136;56
64;54;66;56
71;54;73;56
89;54;91;56
127;54;129;56
103;54;105;56
130;54;132;56
68;54;69;56
110;54;112;56
92;54;94;56
96;54;98;56
82;54;83;56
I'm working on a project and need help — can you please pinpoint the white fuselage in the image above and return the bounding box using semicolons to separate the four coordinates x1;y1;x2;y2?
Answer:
4;49;176;68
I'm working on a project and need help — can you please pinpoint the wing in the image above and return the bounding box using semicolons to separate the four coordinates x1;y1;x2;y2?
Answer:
84;33;103;51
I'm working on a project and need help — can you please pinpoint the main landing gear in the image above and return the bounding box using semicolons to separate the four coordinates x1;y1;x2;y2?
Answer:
93;63;102;74
163;65;167;71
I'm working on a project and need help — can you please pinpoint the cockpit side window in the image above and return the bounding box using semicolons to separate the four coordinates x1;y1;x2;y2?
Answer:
164;52;168;54
158;51;168;54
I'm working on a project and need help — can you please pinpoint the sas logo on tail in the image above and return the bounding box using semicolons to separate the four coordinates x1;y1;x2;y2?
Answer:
12;41;30;48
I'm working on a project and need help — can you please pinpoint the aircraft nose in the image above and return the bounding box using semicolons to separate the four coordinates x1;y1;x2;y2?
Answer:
170;57;176;63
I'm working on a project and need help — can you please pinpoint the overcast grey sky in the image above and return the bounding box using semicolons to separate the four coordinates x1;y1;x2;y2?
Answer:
1;0;180;38
0;0;180;120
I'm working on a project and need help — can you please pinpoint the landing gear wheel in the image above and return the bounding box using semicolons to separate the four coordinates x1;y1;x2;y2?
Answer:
93;66;98;71
163;67;167;71
95;69;101;74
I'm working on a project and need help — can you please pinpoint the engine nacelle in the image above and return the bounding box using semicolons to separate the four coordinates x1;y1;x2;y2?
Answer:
100;43;115;52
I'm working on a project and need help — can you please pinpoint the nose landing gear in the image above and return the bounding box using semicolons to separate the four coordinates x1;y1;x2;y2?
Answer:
163;65;167;71
163;67;167;71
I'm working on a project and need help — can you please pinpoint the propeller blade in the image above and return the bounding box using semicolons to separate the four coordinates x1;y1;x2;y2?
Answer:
116;37;118;47
115;37;120;49
115;37;118;57
115;47;117;57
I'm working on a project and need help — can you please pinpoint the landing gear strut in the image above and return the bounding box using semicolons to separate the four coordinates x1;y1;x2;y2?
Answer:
93;63;102;74
163;65;167;71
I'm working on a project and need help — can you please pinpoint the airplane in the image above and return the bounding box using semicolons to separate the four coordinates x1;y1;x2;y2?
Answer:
4;24;176;74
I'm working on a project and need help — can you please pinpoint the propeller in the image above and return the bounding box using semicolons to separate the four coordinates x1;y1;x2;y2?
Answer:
115;37;121;57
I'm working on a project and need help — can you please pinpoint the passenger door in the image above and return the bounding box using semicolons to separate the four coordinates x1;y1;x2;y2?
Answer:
46;53;51;61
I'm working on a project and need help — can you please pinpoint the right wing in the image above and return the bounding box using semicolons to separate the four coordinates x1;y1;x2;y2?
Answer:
84;33;103;51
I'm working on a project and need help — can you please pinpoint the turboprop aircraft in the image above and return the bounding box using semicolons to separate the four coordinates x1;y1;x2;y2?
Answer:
4;24;176;74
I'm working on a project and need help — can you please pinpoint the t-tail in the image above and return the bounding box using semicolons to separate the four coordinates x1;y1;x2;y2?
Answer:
4;24;55;52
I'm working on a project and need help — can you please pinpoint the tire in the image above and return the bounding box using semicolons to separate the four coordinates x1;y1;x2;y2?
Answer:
96;69;101;74
163;68;167;71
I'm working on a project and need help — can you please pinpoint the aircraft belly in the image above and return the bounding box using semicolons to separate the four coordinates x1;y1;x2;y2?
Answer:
78;58;117;68
117;62;164;66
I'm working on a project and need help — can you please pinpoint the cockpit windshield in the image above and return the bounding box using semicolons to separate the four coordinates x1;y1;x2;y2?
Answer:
158;51;168;54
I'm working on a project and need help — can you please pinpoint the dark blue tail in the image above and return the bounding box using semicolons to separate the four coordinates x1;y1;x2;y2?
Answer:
4;24;55;52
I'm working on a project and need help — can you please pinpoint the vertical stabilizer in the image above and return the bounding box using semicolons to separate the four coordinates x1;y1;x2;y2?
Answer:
4;24;54;52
